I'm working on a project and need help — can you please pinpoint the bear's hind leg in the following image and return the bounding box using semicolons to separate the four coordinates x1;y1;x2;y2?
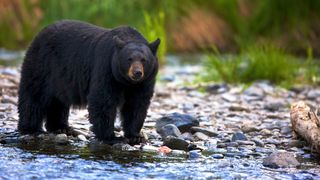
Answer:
45;98;73;135
18;98;45;134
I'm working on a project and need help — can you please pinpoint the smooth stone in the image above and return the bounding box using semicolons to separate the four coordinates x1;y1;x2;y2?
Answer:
211;154;224;159
159;124;182;140
190;127;218;137
77;134;88;141
221;93;237;102
54;134;68;144
264;102;286;112
229;104;250;112
306;89;320;99
205;148;227;154
156;113;199;133
263;152;300;168
231;132;248;142
163;136;189;151
188;150;202;159
193;132;209;141
141;145;159;153
170;150;187;156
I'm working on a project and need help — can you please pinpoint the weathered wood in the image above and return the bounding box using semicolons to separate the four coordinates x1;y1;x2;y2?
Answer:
290;101;320;153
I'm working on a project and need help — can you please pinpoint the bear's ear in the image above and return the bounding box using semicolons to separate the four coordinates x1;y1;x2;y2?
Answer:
113;36;126;48
149;38;161;55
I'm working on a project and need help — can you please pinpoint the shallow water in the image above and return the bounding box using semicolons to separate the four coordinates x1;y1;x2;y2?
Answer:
1;140;319;180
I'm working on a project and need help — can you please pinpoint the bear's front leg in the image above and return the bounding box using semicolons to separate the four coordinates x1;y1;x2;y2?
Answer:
88;85;126;144
121;83;155;145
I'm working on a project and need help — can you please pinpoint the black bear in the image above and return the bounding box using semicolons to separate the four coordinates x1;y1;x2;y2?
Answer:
18;20;160;145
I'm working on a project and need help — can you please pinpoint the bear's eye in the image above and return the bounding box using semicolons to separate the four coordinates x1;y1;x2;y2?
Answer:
128;58;133;62
141;58;146;62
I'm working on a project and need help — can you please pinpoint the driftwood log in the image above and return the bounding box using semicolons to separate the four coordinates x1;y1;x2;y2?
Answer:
290;101;320;153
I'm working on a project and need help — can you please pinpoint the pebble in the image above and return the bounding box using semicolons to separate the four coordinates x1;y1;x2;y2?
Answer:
252;138;264;147
170;150;187;156
188;150;202;159
193;132;209;141
112;143;136;151
181;132;194;141
211;154;224;159
141;145;159;153
262;151;300;168
229;104;250;112
241;123;259;133
231;132;248;141
54;134;68;144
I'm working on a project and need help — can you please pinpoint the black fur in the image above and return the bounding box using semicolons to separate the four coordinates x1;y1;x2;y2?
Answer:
18;20;160;144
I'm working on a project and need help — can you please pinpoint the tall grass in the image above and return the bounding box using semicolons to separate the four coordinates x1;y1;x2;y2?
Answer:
140;11;167;64
202;46;319;86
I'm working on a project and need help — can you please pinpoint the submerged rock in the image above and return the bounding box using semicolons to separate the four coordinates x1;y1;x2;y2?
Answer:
262;151;300;168
156;113;199;133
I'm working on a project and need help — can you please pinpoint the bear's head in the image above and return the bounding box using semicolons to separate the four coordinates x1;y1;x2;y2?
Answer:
112;36;160;85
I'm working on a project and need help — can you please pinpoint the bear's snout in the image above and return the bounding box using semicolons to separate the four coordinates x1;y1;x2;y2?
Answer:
128;61;144;81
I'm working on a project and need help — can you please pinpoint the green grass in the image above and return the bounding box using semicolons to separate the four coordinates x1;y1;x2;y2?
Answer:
201;45;320;87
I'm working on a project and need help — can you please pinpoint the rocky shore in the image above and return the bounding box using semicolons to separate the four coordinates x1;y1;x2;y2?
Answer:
0;65;320;178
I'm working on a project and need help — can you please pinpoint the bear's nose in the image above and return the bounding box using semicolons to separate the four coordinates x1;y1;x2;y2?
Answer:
133;70;143;78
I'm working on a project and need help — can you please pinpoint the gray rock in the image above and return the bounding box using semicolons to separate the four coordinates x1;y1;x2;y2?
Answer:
156;113;199;133
236;140;255;146
221;93;237;102
193;132;209;141
54;134;68;144
181;132;194;141
307;89;320;99
159;124;182;140
190;127;218;137
244;85;265;97
163;136;189;151
231;132;248;141
77;134;88;141
188;150;202;159
211;154;224;159
263;152;300;168
280;126;292;134
206;83;229;94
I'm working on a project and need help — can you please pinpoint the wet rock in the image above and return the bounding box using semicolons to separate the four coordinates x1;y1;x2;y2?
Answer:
54;134;68;144
163;136;189;151
229;104;250;112
156;113;199;133
263;152;300;168
211;154;224;159
231;132;248;141
112;143;136;151
190;127;218;137
188;150;202;159
77;134;88;141
236;140;255;146
193;132;209;141
159;124;181;140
